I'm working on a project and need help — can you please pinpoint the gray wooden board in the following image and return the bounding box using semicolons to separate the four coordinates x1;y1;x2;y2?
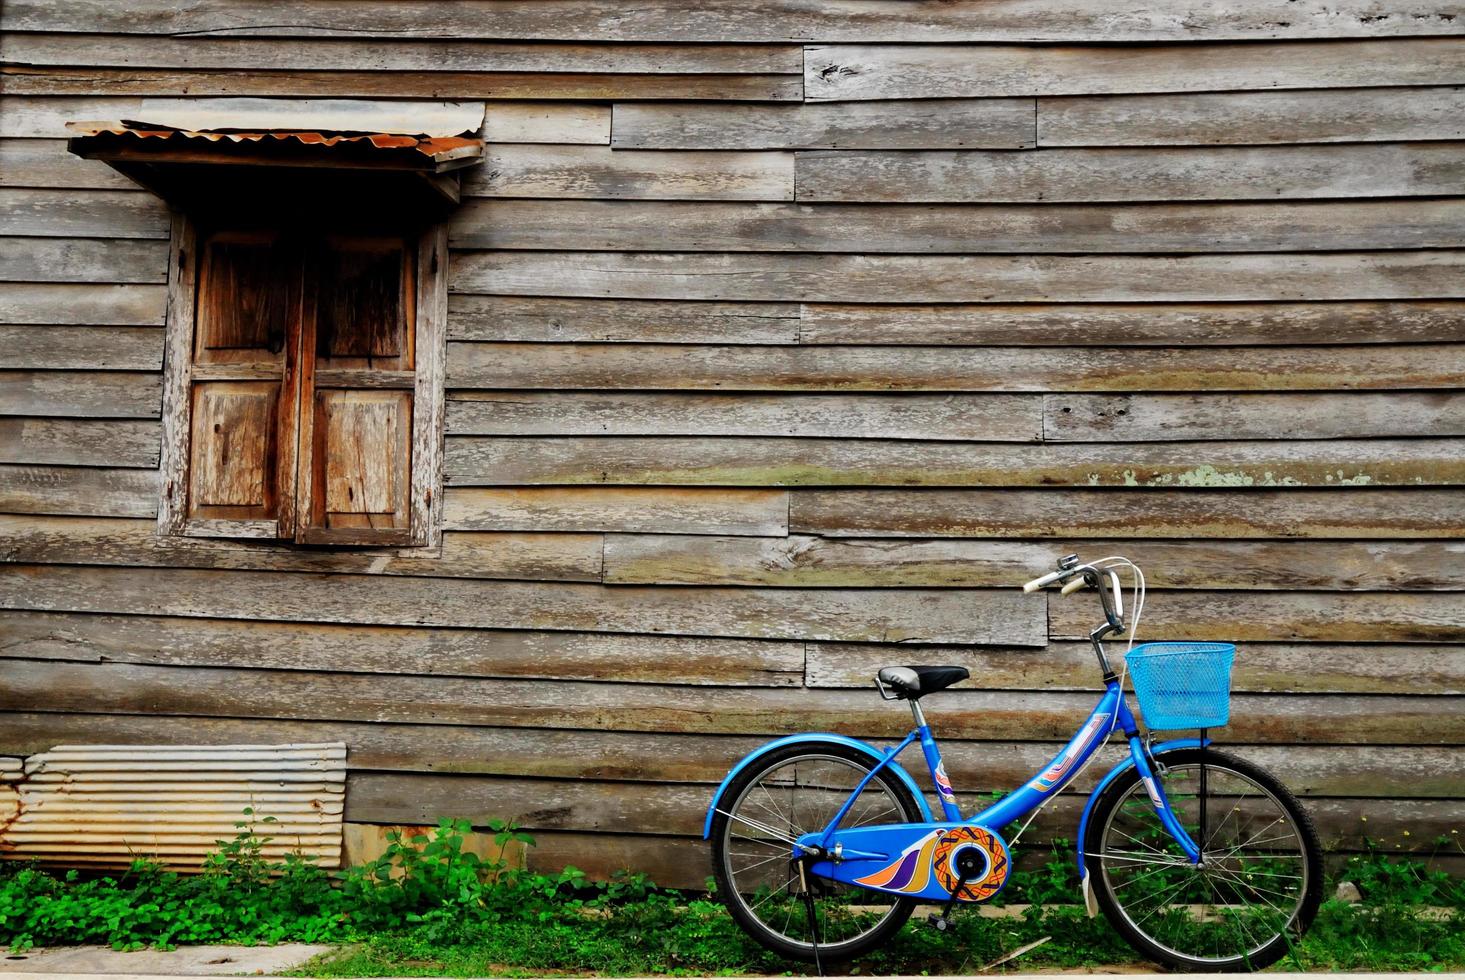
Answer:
0;515;607;586
442;487;789;536
795;143;1465;203
0;237;166;284
797;301;1465;346
2;658;1457;744
1038;86;1465;146
1044;392;1465;441
463;144;795;200
0;189;170;239
0;283;167;326
0;609;803;687
0;464;157;518
0;709;1456;797
0;139;137;189
611;99;1035;150
0;564;1048;646
1050;589;1465;643
602;535;1465;592
445;342;1465;392
0;418;159;468
444;436;1465;488
804;38;1465;100
450;250;1465;302
0;34;803;73
450;198;1465;253
446;391;1044;441
446;296;800;344
8;1;1462;42
0;371;162;418
2;325;163;371
790;488;1465;539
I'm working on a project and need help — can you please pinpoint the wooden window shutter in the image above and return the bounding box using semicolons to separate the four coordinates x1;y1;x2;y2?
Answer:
171;227;301;538
295;236;418;546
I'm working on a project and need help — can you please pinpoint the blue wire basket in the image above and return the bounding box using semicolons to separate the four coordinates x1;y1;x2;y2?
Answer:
1124;642;1236;730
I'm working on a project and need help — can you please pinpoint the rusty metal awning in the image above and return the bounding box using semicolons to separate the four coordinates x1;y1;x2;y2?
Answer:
66;98;486;213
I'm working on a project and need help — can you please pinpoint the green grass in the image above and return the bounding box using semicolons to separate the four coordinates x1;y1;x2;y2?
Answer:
3;816;1461;975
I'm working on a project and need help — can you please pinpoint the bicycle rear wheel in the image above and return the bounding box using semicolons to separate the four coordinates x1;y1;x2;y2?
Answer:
1084;748;1322;972
709;742;923;963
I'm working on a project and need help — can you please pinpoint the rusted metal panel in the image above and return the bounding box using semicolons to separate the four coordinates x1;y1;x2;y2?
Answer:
130;97;485;138
0;743;345;870
65;122;482;168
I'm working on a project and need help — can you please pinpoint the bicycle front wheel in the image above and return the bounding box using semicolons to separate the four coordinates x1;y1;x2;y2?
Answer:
1084;748;1322;972
709;742;923;963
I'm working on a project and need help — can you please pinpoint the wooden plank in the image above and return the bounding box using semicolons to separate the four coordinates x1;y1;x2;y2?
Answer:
805;38;1465;101
1046;393;1465;441
484;103;610;145
807;641;1465;695
0;610;802;688
443;486;789;536
2;658;1455;744
611;99;1035;150
1040;86;1465;147
0;237;166;284
0;66;804;102
0;371;161;418
451;198;1465;253
0;139;136;189
0;418;158;468
0;516;606;584
450;250;1465;302
445;436;1465;488
0;564;1048;646
791;488;1465;539
0;97;143;138
0;464;156;518
0;283;166;326
795;143;1465;203
1;325;162;370
344;772;1464;844
0;34;802;74
446;342;1465;392
0;189;169;239
800;301;1465;346
446;392;1044;441
445;296;800;344
7;1;1461;43
604;536;1465;592
461;144;795;200
1052;590;1465;643
2;710;1455;797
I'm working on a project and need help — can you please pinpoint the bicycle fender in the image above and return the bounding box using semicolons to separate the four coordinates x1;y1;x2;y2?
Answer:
702;732;934;838
1075;737;1209;881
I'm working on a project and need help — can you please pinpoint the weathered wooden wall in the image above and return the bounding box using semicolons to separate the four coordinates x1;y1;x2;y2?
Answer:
2;2;1463;885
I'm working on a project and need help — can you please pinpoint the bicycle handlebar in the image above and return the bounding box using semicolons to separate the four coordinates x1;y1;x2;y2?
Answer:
1023;554;1127;632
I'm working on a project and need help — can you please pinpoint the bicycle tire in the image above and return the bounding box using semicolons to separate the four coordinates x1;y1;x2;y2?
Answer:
1083;747;1323;972
710;741;924;963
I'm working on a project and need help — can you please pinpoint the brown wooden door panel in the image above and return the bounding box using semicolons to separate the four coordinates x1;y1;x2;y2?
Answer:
194;230;292;368
302;389;412;545
183;380;281;535
315;237;413;370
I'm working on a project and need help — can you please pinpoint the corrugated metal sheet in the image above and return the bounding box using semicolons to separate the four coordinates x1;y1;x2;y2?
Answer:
0;743;346;870
65;122;482;166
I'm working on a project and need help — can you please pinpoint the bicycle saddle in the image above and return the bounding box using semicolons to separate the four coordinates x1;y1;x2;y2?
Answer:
876;665;970;700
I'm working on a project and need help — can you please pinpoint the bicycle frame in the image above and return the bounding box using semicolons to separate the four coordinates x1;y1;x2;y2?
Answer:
787;680;1203;904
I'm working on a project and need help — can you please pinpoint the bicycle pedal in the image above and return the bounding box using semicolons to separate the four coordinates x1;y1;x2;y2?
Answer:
926;913;951;932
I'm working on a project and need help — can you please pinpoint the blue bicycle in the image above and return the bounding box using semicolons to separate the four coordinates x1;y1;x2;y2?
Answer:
707;554;1322;972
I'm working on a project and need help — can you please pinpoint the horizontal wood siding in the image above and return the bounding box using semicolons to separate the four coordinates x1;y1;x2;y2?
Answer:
1;2;1461;889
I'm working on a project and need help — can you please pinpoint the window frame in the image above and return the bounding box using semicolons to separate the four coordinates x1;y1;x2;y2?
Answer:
156;212;447;549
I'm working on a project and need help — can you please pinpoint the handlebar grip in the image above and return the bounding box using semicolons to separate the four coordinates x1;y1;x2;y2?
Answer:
1060;577;1088;595
1022;570;1064;593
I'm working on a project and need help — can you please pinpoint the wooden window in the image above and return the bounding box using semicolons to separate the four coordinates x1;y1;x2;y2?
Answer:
158;216;446;547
